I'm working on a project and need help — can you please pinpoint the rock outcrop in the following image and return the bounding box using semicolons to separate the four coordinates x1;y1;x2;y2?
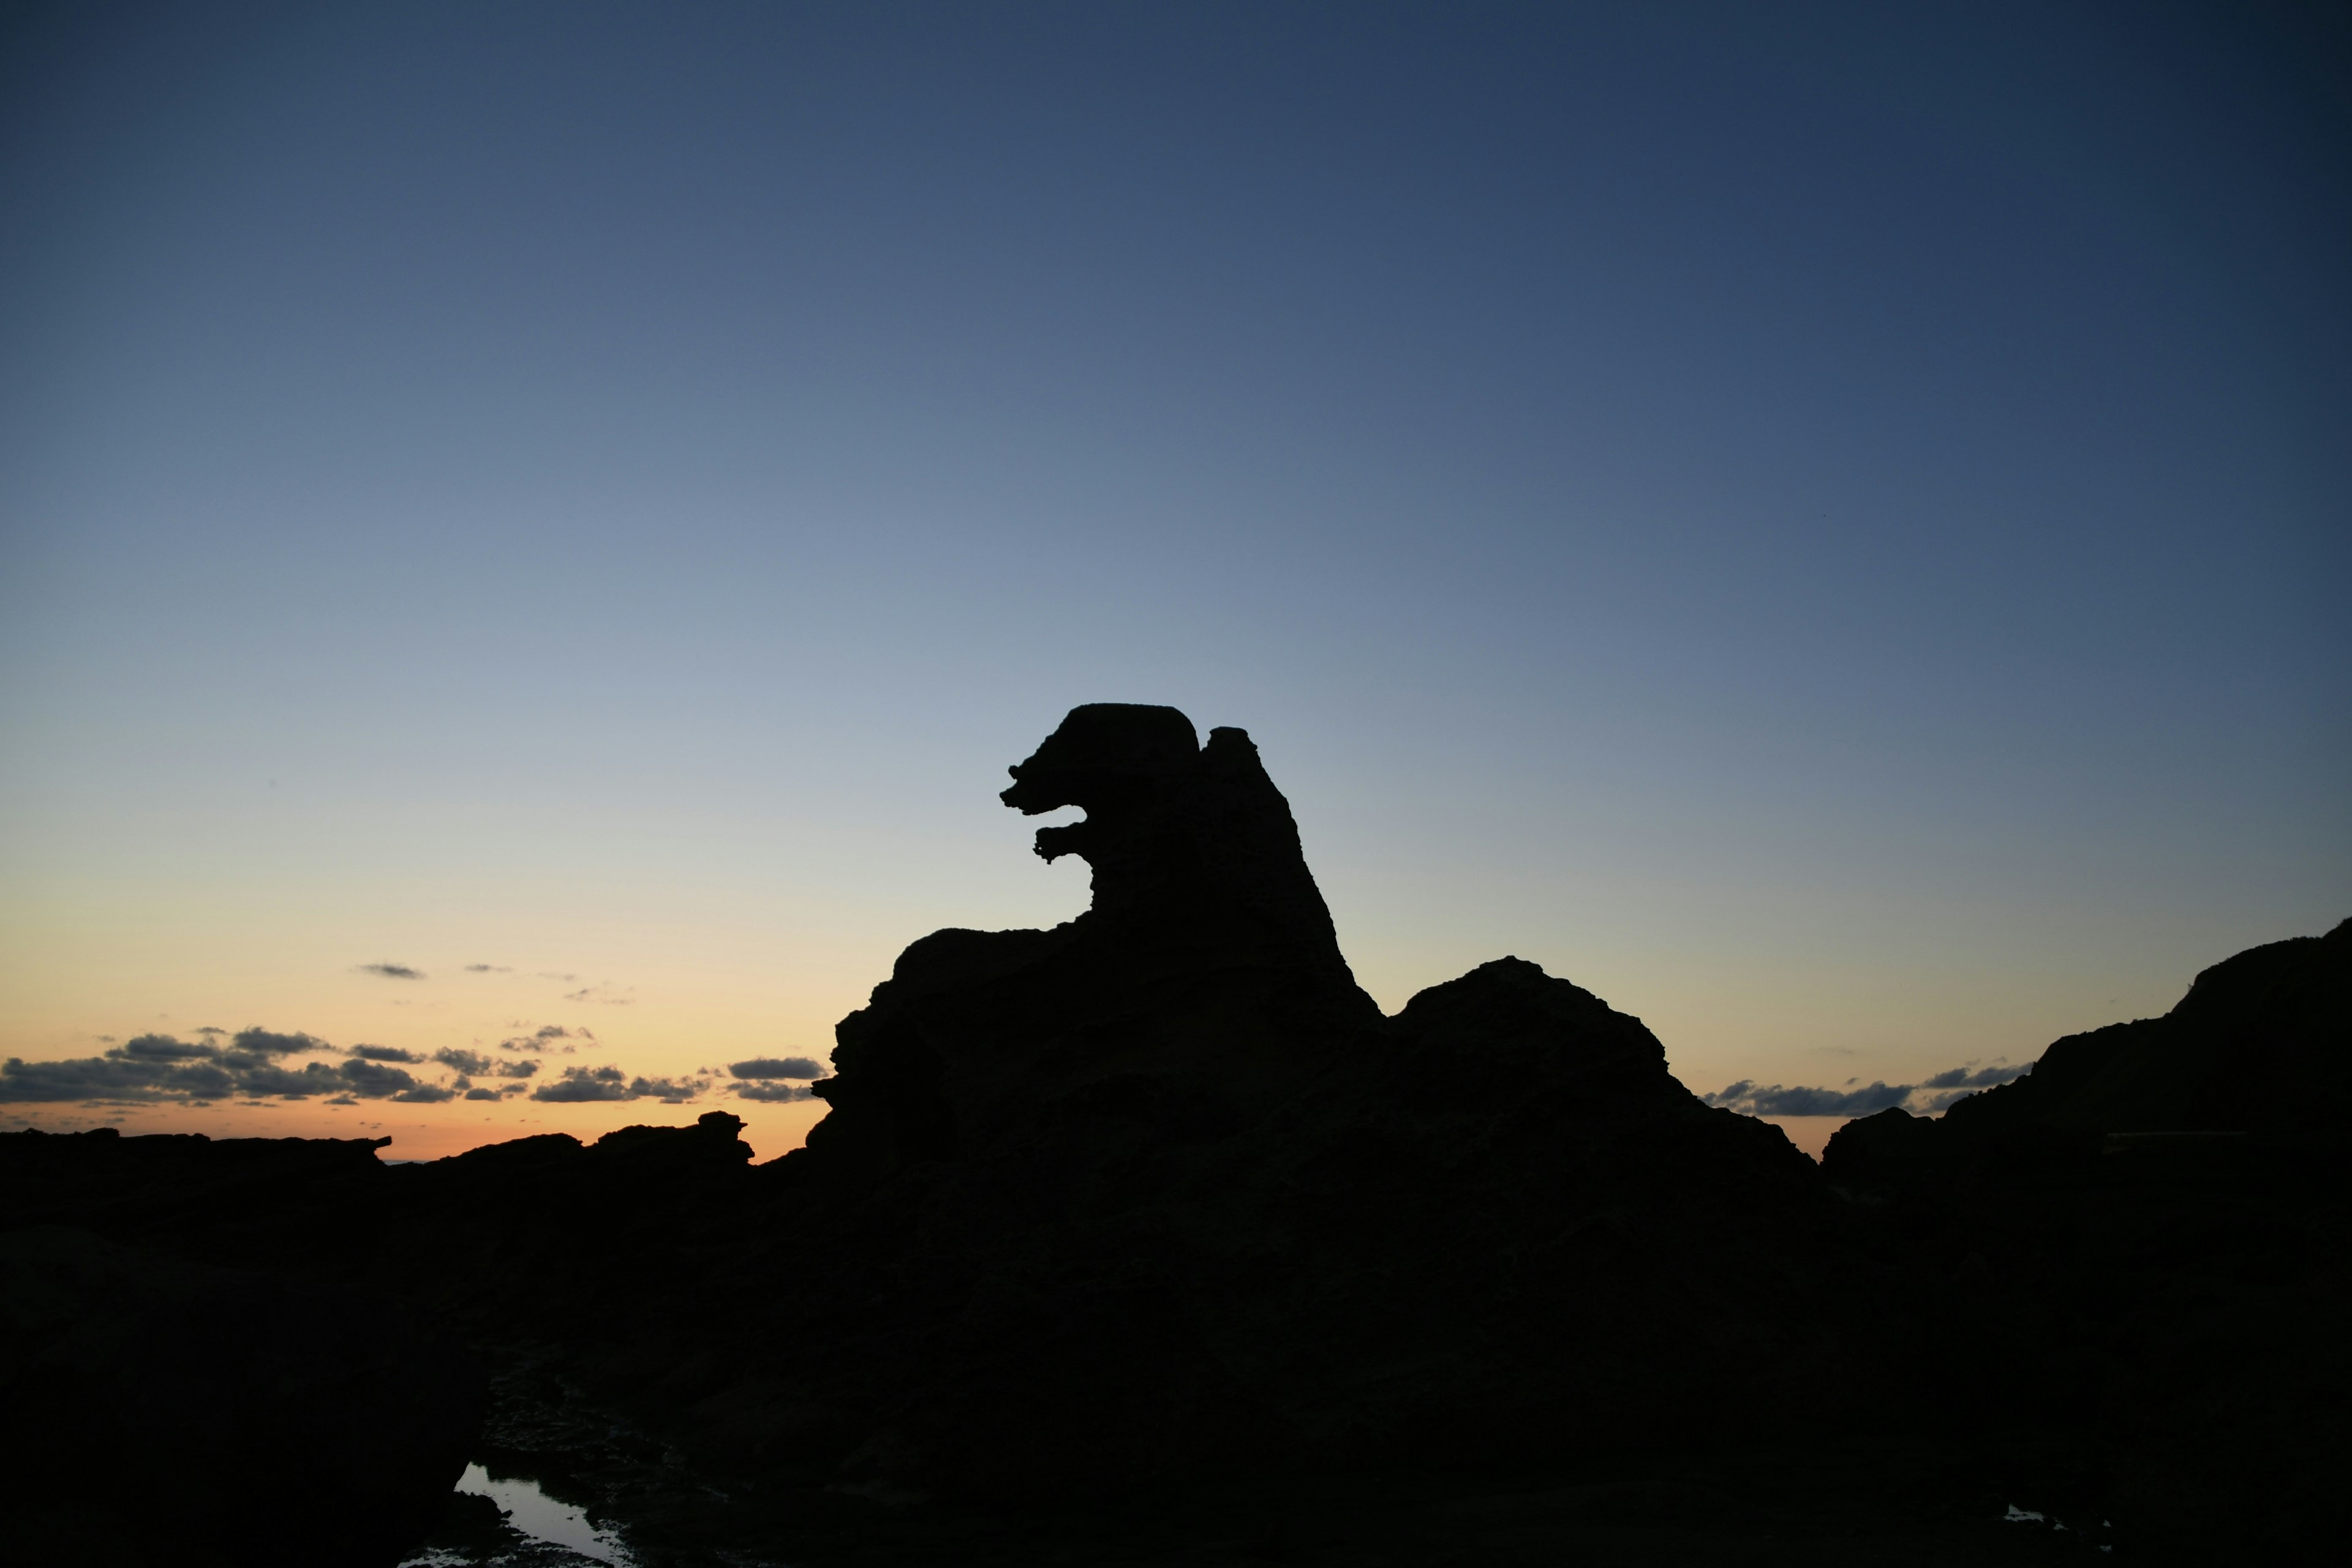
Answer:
1820;918;2351;1564
711;706;1838;1500
1824;917;2351;1190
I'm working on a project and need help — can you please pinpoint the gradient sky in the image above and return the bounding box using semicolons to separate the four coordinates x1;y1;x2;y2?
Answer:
4;1;2346;1159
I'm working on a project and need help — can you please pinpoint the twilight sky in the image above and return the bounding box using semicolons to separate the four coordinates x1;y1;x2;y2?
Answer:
3;1;2346;1159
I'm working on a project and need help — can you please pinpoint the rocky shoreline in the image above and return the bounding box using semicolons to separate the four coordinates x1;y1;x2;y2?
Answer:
6;706;2343;1565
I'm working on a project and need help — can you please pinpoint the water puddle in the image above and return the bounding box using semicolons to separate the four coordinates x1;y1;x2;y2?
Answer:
401;1461;633;1566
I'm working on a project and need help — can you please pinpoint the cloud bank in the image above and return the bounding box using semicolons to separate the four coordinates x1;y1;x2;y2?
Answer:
530;1065;711;1105
0;1028;464;1104
1703;1061;2034;1119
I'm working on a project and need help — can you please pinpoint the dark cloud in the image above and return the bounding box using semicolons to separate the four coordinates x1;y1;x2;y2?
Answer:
119;1034;219;1062
529;1066;703;1104
325;1095;358;1106
728;1057;824;1081
1705;1080;1915;1117
463;963;511;973
0;1054;235;1102
194;1026;227;1037
357;963;426;981
463;1087;502;1101
233;1062;349;1098
731;1081;814;1102
434;1048;494;1076
501;1025;589;1054
339;1059;429;1098
531;1065;633;1103
1705;1060;2037;1119
349;1044;424;1064
1918;1063;2031;1091
494;1059;539;1079
390;1084;456;1103
233;1027;327;1058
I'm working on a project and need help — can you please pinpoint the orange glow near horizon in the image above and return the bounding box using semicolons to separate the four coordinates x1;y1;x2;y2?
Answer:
32;1090;833;1164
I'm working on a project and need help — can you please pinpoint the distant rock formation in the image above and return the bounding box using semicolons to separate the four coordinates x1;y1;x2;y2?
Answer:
1820;917;2350;1563
1824;916;2351;1189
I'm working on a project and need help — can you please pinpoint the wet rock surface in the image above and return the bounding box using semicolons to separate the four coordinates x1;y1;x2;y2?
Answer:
2;707;2342;1564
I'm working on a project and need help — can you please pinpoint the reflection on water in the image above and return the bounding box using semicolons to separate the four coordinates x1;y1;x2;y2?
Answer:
460;1463;630;1563
400;1461;632;1566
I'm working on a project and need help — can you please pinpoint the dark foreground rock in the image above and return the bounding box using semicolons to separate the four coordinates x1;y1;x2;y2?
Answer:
1822;918;2351;1564
0;1223;480;1567
2;706;2342;1564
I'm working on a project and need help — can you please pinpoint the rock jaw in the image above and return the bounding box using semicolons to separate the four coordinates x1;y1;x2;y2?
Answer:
999;703;1356;984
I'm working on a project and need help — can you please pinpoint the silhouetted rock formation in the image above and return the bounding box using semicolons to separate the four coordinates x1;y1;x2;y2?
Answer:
698;707;1839;1502
1824;917;2351;1190
3;707;2343;1564
1820;918;2351;1564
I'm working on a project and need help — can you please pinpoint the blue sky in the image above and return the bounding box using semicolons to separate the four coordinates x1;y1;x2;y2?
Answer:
2;2;2345;1155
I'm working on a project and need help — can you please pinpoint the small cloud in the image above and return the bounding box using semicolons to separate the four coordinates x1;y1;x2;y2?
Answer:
462;1087;502;1101
349;1044;424;1064
494;1059;540;1079
531;1065;635;1103
1917;1062;2032;1091
537;972;577;983
730;1081;814;1102
325;1095;358;1106
728;1057;825;1081
234;1061;346;1098
357;963;426;981
339;1058;429;1099
562;986;633;1006
527;1065;702;1104
231;1027;328;1058
500;1024;592;1053
463;963;511;973
116;1034;219;1063
390;1084;456;1103
1702;1079;1914;1117
194;1027;227;1038
434;1047;494;1077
